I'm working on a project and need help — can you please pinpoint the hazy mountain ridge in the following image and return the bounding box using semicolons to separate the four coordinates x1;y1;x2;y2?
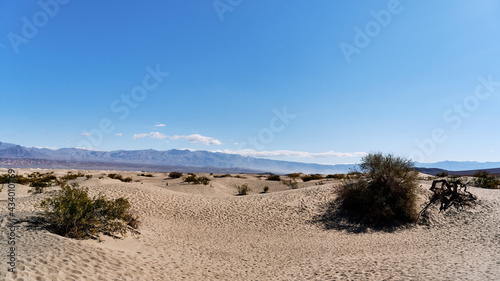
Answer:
0;142;498;174
0;142;353;174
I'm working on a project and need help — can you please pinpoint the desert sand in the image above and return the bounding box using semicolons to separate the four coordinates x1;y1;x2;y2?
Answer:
0;168;499;280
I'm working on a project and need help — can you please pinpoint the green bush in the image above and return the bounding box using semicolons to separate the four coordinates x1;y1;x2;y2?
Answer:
39;184;139;239
337;153;419;227
301;174;324;182
267;175;281;181
236;184;251;195
168;172;183;179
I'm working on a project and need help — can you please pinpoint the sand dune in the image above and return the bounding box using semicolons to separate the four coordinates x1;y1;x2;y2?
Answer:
0;169;499;280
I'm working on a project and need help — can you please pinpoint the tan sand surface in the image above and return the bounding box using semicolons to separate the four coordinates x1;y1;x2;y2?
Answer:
0;169;499;280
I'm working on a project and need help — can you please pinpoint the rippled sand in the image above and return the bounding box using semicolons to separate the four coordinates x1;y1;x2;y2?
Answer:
1;169;499;280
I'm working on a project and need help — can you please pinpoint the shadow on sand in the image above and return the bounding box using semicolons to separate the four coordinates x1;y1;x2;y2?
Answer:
310;199;406;234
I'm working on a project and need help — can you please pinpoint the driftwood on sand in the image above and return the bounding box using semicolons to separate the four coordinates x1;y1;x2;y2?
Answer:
421;179;477;215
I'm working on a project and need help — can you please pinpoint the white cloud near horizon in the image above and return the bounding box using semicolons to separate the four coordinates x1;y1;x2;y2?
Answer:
80;132;92;136
132;132;221;145
33;146;59;150
132;131;167;140
115;133;123;136
154;123;166;127
210;149;367;158
171;134;222;145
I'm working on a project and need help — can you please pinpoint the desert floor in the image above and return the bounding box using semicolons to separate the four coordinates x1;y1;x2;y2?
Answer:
0;168;499;280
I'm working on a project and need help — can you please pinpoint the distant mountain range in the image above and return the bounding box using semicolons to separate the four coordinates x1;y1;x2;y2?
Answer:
0;141;498;175
0;142;353;174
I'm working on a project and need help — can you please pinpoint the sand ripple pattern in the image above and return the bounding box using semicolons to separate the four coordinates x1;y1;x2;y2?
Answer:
0;175;499;280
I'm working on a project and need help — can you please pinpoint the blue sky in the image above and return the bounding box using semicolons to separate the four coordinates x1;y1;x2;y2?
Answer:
1;0;500;165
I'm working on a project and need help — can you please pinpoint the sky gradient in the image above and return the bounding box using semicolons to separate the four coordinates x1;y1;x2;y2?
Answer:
1;0;500;165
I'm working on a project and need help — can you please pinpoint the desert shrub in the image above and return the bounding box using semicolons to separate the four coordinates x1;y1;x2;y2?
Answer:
286;173;302;180
122;177;133;183
214;174;231;178
108;173;123;180
29;181;51;194
138;173;153;177
301;174;324;182
436;172;448;177
473;170;490;178
326;174;346;180
472;171;500;189
0;174;10;184
197;176;211;185
183;174;197;183
337;153;419;227
168;172;183;179
85;175;93;180
233;175;246;179
263;185;269;193
39;184;140;239
347;171;363;179
236;184;251;195
267;175;281;181
183;175;210;185
282;179;298;189
60;172;85;181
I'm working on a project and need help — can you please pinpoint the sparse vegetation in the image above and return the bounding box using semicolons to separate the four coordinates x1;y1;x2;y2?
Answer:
301;174;324;182
108;173;133;183
168;172;183;179
60;171;86;182
236;184;251;195
107;173;123;180
337;153;419;227
472;171;500;189
138;173;154;177
183;174;210;185
282;179;298;189
436;172;449;177
122;177;133;183
39;184;140;239
213;174;231;178
263;185;269;193
286;173;302;180
326;174;347;180
347;171;363;179
267;175;281;181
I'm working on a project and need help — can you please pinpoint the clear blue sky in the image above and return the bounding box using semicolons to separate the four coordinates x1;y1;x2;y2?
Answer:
1;0;499;164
